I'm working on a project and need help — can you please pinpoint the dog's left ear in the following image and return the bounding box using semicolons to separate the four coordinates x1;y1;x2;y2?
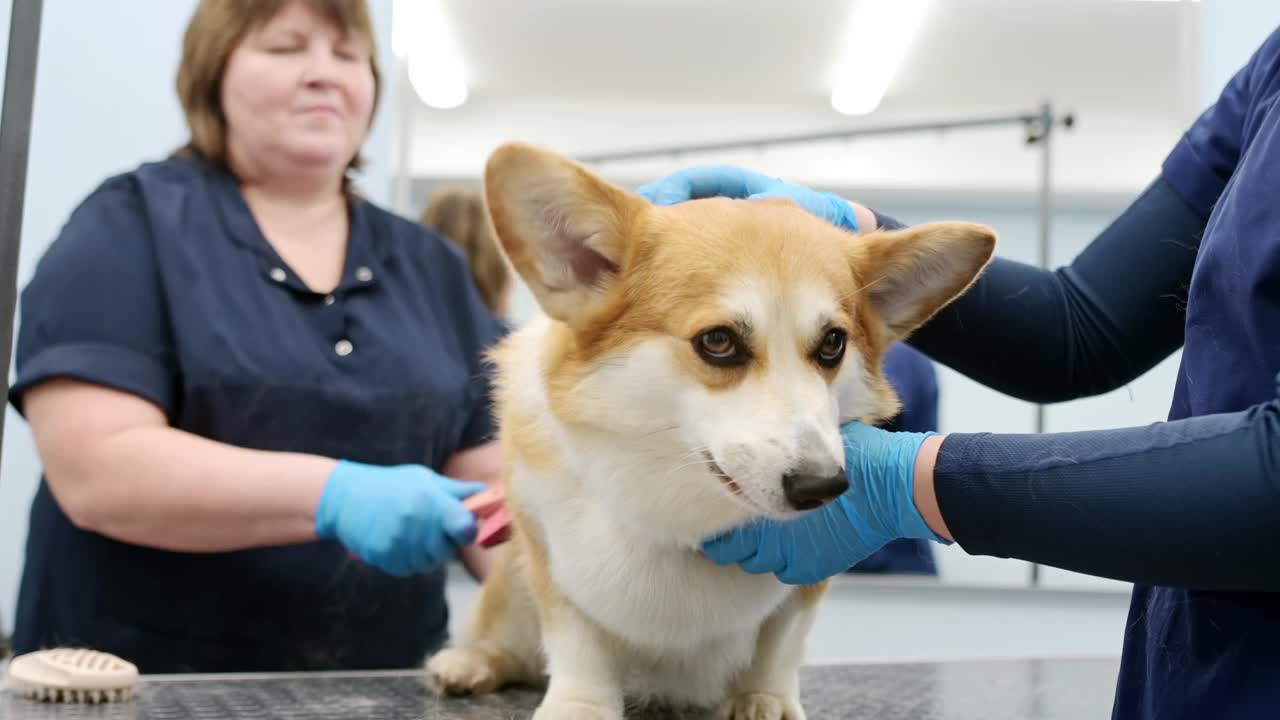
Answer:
849;221;997;339
483;142;642;325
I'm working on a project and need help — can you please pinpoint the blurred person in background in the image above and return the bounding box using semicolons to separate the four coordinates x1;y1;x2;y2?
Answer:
421;186;515;324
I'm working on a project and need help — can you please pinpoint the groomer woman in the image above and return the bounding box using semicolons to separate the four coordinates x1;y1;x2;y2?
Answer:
8;0;502;672
641;26;1280;720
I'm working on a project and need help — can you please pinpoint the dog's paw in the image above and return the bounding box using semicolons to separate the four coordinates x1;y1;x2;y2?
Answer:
530;700;622;720
715;692;805;720
425;647;502;696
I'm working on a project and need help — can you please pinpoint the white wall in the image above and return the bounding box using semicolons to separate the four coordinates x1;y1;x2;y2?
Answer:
0;0;400;637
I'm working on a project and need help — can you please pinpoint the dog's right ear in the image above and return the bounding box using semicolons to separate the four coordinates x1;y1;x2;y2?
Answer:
483;142;641;325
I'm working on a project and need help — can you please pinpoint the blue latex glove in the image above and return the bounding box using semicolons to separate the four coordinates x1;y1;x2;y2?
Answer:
701;422;947;585
636;166;860;233
315;460;486;577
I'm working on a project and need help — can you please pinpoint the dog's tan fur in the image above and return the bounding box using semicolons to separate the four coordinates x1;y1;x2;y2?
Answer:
426;143;996;719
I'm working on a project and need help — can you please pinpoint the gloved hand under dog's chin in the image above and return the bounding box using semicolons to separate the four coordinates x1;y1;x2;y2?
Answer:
699;421;947;585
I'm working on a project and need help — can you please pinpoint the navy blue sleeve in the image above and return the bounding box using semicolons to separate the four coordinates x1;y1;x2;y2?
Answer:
934;395;1280;592
876;175;1204;404
9;175;178;418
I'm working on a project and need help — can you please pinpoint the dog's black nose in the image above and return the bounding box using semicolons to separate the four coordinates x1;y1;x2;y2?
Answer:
782;470;849;510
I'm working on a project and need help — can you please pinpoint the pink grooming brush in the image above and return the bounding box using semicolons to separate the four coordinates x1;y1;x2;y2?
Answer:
345;487;513;564
464;488;513;548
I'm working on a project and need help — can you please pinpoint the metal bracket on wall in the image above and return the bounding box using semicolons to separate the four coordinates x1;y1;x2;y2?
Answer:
0;0;45;650
576;105;1075;165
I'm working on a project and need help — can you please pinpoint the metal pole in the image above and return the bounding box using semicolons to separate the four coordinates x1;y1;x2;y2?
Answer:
392;62;415;215
1032;101;1054;437
0;0;43;458
0;0;44;656
1035;100;1055;405
576;110;1065;165
1028;100;1056;588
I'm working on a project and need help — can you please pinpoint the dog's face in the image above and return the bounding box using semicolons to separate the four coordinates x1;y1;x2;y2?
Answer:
484;144;995;535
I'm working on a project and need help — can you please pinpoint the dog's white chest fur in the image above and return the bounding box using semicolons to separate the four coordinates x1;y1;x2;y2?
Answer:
532;487;793;703
542;495;789;649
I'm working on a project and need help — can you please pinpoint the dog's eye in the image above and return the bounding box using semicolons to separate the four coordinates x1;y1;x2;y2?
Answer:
816;329;846;368
695;328;747;367
699;329;736;357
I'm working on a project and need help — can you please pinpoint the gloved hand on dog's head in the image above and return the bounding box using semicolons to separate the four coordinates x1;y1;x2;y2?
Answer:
699;421;949;585
636;166;861;234
315;460;485;577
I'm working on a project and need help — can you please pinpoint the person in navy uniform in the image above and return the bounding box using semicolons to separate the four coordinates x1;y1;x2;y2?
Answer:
7;0;503;673
642;25;1280;719
848;343;939;576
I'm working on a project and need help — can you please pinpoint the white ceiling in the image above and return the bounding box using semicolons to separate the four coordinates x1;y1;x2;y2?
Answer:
430;0;1198;115
394;0;1202;197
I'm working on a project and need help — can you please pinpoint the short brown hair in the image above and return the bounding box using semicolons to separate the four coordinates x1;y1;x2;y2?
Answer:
421;187;512;314
174;0;381;192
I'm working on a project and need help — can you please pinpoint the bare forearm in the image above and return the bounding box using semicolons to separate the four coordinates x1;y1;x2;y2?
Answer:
912;434;950;541
69;426;338;553
849;201;877;235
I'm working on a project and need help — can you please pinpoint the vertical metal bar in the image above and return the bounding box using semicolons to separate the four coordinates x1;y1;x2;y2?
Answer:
0;0;44;655
0;0;43;460
1029;100;1054;589
392;63;415;215
1033;101;1053;436
1035;101;1054;329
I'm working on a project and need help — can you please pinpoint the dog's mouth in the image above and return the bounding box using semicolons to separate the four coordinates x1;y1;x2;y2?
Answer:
702;450;767;514
704;452;743;496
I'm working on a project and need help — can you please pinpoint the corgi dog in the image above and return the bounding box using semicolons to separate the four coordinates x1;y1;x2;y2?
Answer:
425;143;996;720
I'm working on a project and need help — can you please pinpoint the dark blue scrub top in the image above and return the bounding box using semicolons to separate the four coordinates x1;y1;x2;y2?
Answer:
1112;26;1280;720
848;342;939;575
7;155;504;673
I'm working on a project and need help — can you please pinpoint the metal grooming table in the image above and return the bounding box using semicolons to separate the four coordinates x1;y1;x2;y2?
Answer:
1;656;1121;719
